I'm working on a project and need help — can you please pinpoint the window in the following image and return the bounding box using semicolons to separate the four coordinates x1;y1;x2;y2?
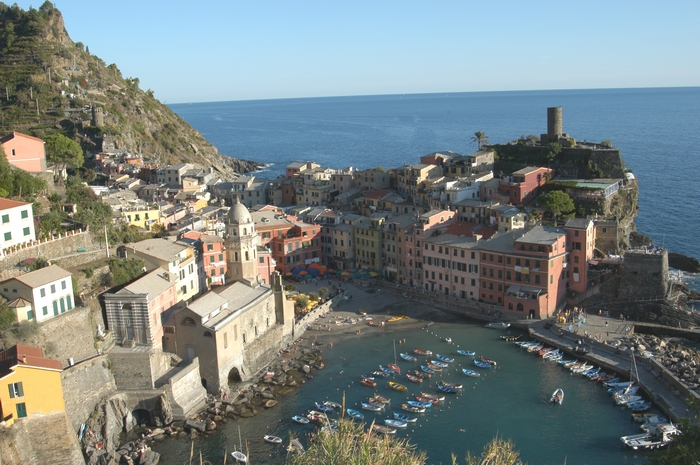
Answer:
550;275;553;284
61;280;67;290
219;254;224;261
40;288;45;297
8;382;23;398
4;232;10;241
42;306;48;316
224;332;228;348
23;227;30;236
207;244;214;251
182;317;196;326
211;268;216;276
50;284;56;294
1;214;8;223
203;331;213;337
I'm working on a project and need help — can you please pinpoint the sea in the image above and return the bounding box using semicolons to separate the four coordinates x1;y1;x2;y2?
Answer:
162;88;700;463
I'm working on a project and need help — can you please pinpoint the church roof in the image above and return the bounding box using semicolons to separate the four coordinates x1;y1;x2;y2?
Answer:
227;199;252;225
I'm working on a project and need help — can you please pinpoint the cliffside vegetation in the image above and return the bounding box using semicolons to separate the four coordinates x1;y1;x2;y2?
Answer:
0;2;260;178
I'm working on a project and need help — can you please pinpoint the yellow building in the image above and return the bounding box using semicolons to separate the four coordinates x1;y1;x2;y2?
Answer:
121;206;162;231
0;345;64;427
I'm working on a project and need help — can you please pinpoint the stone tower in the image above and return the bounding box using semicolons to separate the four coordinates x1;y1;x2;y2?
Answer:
547;106;563;139
225;198;260;283
91;106;104;127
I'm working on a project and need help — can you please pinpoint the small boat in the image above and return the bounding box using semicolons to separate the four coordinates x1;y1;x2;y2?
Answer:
627;401;652;412
372;424;397;434
420;392;445;402
620;423;679;450
437;384;457;394
421;365;435;374
393;412;417;422
486;322;511;329
430;360;449;368
371;394;391;405
550;388;564;405
264;435;283;444
414;395;438;405
479;356;497;366
315;402;334;413
385;418;408;428
500;334;521;341
406;373;423;383
473;359;492;369
614;394;643;406
414;349;433;356
440;381;463;390
292;415;309;424
307;411;326;422
387;363;401;373
231;451;247;463
378;365;393;375
557;359;577;366
457;349;475;356
407;400;432;409
372;370;391;378
445;337;453;343
360;374;375;381
346;408;364;421
360;378;377;388
462;368;480;377
323;401;342;409
361;402;383;412
401;403;426;413
400;353;417;362
389;381;407;392
632;413;667;424
427;363;443;371
435;354;454;363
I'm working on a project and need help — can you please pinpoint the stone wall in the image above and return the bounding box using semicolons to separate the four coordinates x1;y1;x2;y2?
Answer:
0;413;85;465
242;324;287;379
618;249;669;301
61;354;117;431
36;305;101;368
166;357;207;419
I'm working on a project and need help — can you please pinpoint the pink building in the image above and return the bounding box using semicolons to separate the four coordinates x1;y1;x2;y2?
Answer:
498;166;552;206
564;218;595;294
0;132;47;173
181;231;228;287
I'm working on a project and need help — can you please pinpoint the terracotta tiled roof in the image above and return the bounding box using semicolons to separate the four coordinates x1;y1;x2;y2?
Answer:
363;189;390;200
0;131;45;144
0;344;62;378
0;198;31;211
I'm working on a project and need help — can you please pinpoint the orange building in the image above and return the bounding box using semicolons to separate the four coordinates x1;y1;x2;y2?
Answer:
270;223;322;274
181;231;228;287
0;132;47;173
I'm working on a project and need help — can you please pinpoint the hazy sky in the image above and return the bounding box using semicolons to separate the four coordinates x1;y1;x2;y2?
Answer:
16;1;700;103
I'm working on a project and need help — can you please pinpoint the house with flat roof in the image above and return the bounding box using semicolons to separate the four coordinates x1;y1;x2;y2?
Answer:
0;265;74;323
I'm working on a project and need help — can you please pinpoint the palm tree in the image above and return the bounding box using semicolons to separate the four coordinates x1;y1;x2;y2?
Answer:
471;131;489;150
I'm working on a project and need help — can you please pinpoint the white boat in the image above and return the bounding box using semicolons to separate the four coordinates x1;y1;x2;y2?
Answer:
620;423;679;450
627;401;652;412
550;388;564;405
485;322;511;329
231;451;247;463
292;415;309;424
264;435;283;444
632;413;667;424
614;393;643;406
444;337;452;343
385;418;408;428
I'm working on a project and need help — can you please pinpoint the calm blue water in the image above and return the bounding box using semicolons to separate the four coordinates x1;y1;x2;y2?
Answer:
170;87;700;263
153;322;651;464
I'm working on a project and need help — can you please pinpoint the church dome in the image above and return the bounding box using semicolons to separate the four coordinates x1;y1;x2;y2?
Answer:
228;199;252;224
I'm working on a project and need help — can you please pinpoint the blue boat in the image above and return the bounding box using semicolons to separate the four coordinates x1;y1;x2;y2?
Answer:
378;365;393;374
315;402;334;413
430;360;449;368
435;354;454;363
372;370;391;377
474;359;492;369
437;384;457;394
457;349;476;356
400;353;417;362
421;365;435;374
385;418;408;428
292;415;309;424
361;402;383;412
346;408;364;421
393;412;417;422
361;373;375;380
462;368;480;377
407;400;432;409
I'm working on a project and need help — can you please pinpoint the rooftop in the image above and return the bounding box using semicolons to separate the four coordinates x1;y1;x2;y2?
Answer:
0;344;62;378
4;265;72;289
127;238;189;262
115;269;176;297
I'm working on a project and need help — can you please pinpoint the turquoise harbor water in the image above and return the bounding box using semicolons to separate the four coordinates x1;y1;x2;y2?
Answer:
153;321;651;464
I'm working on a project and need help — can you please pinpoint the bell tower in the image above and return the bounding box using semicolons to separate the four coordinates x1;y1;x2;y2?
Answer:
225;198;260;283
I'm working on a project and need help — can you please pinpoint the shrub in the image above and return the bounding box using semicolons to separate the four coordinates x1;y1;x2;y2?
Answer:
319;287;330;297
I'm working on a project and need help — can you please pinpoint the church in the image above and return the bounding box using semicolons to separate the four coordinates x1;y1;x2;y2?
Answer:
105;200;295;394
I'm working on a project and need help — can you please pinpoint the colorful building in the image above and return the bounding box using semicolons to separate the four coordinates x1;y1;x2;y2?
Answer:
0;132;47;173
0;345;64;426
0;265;74;323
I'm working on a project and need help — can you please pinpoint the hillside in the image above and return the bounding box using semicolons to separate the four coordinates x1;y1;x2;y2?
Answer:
0;2;260;177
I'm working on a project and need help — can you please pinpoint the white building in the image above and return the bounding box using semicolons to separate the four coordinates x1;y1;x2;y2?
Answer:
0;265;74;322
0;198;36;253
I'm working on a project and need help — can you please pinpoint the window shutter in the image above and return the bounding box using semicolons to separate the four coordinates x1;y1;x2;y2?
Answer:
17;382;23;397
9;384;15;398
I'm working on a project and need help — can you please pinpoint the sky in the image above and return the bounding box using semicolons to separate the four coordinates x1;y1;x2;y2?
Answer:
14;1;700;103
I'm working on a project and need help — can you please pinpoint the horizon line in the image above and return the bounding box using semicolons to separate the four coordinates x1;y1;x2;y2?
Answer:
166;85;699;106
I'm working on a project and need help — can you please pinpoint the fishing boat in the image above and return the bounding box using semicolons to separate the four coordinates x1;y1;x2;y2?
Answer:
372;424;397;434
430;360;449;368
307;411;326;422
371;394;391;405
401;403;426;413
292;415;309;424
437;384;457;394
462;368;480;377
385;418;408;428
440;381;463;389
620;423;679;450
387;363;401;373
388;381;407;392
232;426;247;463
457;349;475;356
414;349;433;356
400;353;417;362
414;395;438;405
500;334;521;341
406;373;423;383
614;393;643;406
473;359;492;369
479;356;497;366
264;435;283;444
550;388;564;405
360;374;375;381
372;370;391;378
346;408;365;421
435;354;454;363
420;365;435;374
420;392;445;402
323;401;342;409
485;322;511;329
426;363;443;371
407;400;432;409
360;378;377;388
361;402;383;412
557;359;577;366
378;365;393;375
393;412;417;422
315;402;334;413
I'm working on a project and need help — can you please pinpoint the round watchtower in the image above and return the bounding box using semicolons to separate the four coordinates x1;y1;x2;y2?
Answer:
547;106;563;139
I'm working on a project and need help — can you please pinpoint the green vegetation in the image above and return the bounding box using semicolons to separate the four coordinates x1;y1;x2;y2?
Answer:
295;294;309;310
538;190;574;221
21;257;48;270
0;146;46;199
0;298;16;331
319;287;330;298
44;132;84;173
471;131;489;150
107;258;145;287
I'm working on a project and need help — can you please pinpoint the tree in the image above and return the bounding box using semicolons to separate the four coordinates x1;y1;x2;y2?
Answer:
318;287;330;298
44;133;84;178
295;294;309;310
471;131;489;150
108;258;145;287
539;190;574;221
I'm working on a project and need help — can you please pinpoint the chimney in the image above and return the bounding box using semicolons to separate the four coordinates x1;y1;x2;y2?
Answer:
22;354;27;364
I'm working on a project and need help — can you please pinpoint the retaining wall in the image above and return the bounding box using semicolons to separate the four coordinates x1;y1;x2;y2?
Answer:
61;354;117;431
166;357;208;419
